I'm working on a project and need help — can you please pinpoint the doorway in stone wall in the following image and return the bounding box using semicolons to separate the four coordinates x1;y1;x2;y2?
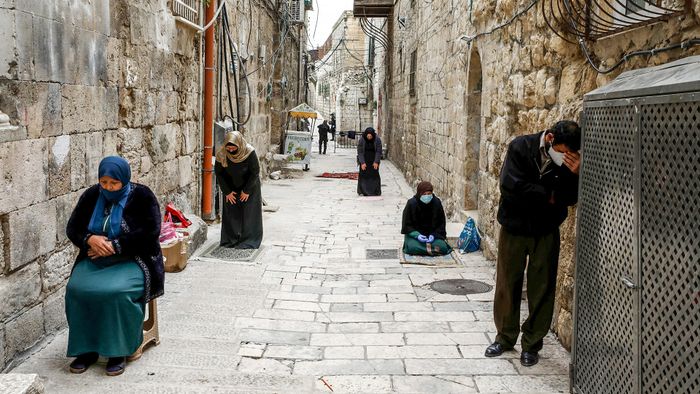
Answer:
463;47;482;211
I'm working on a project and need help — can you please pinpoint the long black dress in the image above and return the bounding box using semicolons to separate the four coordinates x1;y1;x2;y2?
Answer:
215;151;263;249
357;135;382;196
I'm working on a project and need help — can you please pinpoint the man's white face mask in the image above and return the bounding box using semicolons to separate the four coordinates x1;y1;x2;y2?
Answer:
548;145;565;166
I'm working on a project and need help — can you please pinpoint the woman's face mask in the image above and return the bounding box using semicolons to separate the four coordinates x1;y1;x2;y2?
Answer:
420;194;433;204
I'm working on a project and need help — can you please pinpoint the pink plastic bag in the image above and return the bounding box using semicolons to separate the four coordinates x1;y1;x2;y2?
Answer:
159;214;178;244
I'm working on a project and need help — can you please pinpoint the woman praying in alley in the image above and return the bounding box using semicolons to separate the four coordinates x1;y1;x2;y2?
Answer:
65;156;164;376
215;131;263;249
401;181;453;256
357;127;382;196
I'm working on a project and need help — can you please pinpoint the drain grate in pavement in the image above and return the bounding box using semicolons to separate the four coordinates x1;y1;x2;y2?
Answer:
366;249;399;260
429;279;492;295
202;245;264;262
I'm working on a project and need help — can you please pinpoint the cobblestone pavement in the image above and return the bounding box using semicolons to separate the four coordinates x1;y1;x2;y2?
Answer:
15;148;570;393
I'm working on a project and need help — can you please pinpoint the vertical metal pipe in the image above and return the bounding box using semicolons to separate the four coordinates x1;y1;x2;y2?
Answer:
202;0;216;220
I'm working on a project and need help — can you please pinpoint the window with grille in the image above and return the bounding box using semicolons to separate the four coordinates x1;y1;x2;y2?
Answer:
409;50;417;96
171;0;200;26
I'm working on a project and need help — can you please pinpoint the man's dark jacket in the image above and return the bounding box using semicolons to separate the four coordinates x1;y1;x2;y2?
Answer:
497;131;579;236
317;123;330;141
66;183;165;303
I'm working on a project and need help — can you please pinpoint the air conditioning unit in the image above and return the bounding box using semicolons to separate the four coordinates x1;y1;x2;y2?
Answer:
288;0;304;23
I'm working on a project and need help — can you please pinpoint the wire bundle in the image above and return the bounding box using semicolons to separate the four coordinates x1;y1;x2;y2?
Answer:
359;18;390;49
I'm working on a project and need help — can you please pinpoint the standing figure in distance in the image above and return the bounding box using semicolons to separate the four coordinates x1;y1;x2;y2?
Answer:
356;127;382;196
317;120;330;155
485;120;581;367
329;113;336;141
215;131;263;249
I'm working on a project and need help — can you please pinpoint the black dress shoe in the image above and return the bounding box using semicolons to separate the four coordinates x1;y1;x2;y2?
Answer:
485;342;510;357
520;351;539;367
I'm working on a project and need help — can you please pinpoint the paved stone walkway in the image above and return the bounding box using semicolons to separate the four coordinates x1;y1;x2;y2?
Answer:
14;148;570;393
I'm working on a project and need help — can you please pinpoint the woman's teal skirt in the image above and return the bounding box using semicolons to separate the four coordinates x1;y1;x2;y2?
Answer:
65;258;145;357
403;235;453;256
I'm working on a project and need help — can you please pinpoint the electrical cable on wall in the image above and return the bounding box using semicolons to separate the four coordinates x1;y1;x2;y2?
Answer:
457;0;698;74
216;3;252;127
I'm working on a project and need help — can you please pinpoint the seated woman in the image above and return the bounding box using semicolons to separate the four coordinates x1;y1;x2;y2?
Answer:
65;156;164;376
401;181;453;256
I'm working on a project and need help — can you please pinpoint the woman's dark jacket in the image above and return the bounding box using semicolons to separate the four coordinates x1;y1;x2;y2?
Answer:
401;195;448;240
497;131;579;236
66;183;164;303
357;136;382;164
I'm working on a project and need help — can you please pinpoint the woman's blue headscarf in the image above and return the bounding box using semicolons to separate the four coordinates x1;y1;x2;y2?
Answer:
87;156;132;239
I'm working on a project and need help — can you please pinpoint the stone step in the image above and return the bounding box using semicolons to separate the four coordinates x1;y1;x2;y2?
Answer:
0;373;44;394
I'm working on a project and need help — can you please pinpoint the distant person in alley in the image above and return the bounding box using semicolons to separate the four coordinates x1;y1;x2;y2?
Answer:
401;181;453;256
357;127;382;196
486;120;581;367
65;156;164;376
215;131;263;249
317;119;330;154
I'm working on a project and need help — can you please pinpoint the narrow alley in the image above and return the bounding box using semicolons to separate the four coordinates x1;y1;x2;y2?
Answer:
13;149;569;393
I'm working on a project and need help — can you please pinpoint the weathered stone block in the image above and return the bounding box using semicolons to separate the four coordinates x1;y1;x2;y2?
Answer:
5;304;44;361
85;131;104;182
0;373;45;394
43;287;67;334
147;124;178;163
4;201;57;271
41;246;76;292
0;8;16;78
0;324;5;370
62;85;94;133
32;16;66;83
0;142;49;211
48;135;72;198
16;0;57;19
104;38;122;86
181;121;198;154
117;127;144;153
69;133;87;191
0;264;41;321
178;155;192;188
55;190;80;245
103;129;119;157
94;0;111;36
76;30;108;86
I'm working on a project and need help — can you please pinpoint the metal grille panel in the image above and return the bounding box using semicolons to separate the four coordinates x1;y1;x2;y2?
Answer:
574;104;638;393
640;101;700;394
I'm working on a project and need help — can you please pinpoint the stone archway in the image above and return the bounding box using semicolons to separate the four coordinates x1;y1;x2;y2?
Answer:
463;47;482;211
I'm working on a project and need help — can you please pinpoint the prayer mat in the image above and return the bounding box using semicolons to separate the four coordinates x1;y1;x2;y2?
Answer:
316;172;359;180
400;249;462;267
199;244;265;263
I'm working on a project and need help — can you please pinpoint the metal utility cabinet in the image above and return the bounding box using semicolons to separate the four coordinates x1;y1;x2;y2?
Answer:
572;56;700;394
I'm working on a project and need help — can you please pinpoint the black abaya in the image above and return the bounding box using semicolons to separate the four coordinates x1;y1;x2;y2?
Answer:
357;135;382;196
215;151;263;249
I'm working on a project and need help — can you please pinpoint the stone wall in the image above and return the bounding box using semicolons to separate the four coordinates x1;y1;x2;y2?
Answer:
0;0;201;370
380;0;700;349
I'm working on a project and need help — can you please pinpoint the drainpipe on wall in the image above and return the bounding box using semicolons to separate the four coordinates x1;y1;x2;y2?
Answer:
202;0;216;221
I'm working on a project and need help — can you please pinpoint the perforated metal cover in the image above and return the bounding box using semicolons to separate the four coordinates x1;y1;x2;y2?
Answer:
639;101;700;394
574;103;638;394
575;94;700;394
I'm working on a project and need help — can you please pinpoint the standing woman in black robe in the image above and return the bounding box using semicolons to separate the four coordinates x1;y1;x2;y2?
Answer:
215;131;263;249
357;127;382;196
